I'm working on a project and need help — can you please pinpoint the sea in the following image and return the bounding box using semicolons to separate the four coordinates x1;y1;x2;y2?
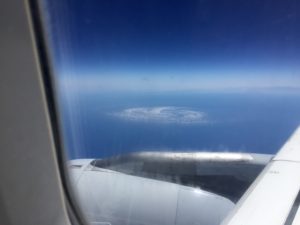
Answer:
59;91;300;159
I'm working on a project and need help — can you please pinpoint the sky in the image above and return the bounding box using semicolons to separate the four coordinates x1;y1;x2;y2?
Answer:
45;0;300;92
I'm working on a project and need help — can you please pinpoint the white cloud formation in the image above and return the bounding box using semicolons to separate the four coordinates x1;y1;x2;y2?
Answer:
112;107;207;124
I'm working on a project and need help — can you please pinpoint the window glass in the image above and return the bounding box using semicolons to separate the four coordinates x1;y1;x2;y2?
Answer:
41;1;300;225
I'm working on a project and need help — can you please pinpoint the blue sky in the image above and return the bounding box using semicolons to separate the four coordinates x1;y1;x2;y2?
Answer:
45;0;300;92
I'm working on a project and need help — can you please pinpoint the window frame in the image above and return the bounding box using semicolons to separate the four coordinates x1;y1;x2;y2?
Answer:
0;0;87;225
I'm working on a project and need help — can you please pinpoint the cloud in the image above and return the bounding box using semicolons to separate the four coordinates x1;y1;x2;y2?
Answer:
112;107;207;124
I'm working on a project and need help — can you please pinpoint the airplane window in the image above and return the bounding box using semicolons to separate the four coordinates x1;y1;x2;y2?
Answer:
40;0;300;224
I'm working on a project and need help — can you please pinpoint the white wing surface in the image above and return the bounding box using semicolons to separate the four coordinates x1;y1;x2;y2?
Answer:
222;126;300;225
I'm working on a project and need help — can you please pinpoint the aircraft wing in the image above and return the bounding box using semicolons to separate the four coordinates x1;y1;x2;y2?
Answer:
68;126;300;225
222;126;300;225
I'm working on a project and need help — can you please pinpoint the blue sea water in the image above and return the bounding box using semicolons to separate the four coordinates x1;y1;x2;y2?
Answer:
60;91;300;159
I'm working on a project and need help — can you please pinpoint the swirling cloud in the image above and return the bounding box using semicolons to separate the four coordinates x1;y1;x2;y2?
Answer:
112;107;207;124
